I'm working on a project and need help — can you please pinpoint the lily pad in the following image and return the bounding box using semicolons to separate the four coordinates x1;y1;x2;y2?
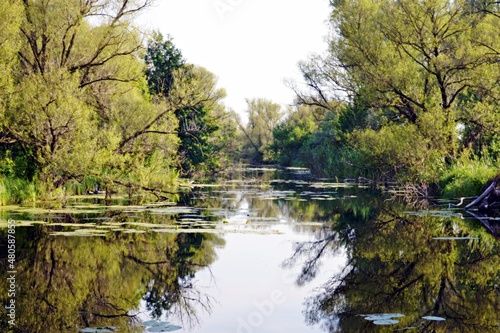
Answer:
143;320;182;332
123;229;147;233
373;319;400;325
362;313;404;325
422;316;446;321
362;313;404;321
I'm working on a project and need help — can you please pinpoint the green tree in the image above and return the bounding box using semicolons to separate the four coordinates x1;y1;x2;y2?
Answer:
144;33;234;175
269;105;318;165
170;65;228;174
294;0;500;183
0;0;22;117
241;98;283;162
0;0;188;197
145;32;185;96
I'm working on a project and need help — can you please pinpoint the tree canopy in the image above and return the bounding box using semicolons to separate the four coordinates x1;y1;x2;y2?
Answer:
0;0;239;200
276;0;500;186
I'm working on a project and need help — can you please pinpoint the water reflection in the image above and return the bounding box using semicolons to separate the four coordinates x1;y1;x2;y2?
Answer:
288;195;500;332
0;167;498;333
465;209;500;239
0;222;224;333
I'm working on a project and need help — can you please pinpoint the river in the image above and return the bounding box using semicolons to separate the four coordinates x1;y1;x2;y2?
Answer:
0;167;498;333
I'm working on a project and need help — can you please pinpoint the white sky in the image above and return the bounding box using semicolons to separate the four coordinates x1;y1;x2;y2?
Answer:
137;0;331;115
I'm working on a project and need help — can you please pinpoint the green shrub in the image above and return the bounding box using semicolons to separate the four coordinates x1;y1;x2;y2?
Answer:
350;123;447;184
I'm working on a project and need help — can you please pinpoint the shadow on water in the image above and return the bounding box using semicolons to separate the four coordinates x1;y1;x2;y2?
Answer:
0;166;498;332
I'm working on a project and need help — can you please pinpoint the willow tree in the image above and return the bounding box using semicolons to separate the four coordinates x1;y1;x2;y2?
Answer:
297;0;500;182
0;0;24;176
241;98;283;162
0;0;187;195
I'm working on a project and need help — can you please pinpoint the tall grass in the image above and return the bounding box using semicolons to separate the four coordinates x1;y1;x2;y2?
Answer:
439;154;499;198
0;176;36;205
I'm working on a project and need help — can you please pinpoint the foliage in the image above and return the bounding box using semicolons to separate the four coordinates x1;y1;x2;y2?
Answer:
144;33;236;176
0;1;239;203
240;98;283;163
145;32;185;96
170;65;228;174
269;105;318;165
283;0;500;187
439;152;500;198
0;176;36;205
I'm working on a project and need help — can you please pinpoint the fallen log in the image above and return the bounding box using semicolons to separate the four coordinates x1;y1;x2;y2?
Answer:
464;181;496;209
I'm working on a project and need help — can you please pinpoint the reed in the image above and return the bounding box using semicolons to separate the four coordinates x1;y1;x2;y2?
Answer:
0;176;36;205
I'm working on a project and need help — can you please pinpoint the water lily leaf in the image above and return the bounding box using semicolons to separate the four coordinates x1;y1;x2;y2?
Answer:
74;229;109;233
143;320;163;327
123;229;147;233
362;313;404;321
144;322;182;332
422;316;446;321
373;319;399;325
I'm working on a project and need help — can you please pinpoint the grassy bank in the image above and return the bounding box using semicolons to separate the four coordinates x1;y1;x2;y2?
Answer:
0;176;36;205
439;155;500;199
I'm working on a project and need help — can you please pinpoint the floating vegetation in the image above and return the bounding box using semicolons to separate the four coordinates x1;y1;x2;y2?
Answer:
361;313;404;325
47;222;97;227
404;210;463;218
151;227;283;235
0;220;49;227
123;229;147;234
422;316;446;321
373;319;400;325
309;182;354;189
143;320;182;332
50;230;108;237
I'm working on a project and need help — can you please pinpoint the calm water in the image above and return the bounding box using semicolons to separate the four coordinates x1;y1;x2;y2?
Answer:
0;167;499;333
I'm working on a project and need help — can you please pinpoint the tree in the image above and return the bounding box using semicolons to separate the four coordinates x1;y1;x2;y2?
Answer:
143;33;231;175
0;0;22;116
241;98;283;162
0;0;186;195
269;105;318;165
145;32;185;96
293;0;500;182
170;65;227;174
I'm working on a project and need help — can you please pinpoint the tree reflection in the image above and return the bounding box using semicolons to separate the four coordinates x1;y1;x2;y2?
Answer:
140;232;223;325
0;215;224;333
286;198;500;332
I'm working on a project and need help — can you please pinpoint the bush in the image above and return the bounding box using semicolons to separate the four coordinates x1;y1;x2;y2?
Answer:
350;123;447;183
